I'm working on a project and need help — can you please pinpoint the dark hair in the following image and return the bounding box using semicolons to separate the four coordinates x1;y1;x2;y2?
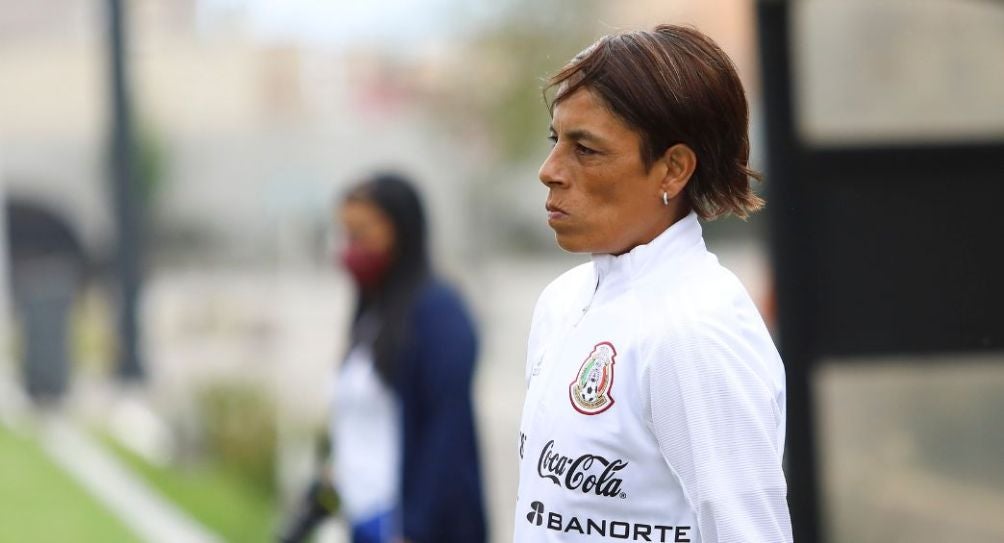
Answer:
545;24;763;220
343;172;430;386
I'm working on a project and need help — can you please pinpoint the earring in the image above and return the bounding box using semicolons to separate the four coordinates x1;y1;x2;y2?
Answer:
662;192;669;207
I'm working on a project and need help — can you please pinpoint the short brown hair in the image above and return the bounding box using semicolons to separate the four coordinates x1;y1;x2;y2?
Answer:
546;25;763;220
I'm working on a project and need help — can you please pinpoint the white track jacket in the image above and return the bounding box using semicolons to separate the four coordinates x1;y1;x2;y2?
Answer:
514;212;792;543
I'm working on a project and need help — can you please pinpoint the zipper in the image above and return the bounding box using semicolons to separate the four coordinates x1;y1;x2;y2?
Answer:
573;273;600;327
573;301;591;327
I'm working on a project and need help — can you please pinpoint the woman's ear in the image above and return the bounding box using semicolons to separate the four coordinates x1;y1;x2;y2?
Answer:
660;143;697;199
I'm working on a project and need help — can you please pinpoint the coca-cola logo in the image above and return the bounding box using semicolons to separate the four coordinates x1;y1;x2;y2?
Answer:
537;440;628;498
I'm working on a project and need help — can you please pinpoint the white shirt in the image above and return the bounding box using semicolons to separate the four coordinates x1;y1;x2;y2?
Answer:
514;212;792;543
332;344;401;523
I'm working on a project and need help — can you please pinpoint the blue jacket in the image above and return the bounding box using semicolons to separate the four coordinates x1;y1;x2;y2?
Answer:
396;279;487;543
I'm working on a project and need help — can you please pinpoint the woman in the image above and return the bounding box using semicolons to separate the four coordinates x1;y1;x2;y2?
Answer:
331;172;486;543
514;26;791;542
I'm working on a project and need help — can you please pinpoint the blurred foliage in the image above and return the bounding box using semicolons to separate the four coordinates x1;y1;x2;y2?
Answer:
134;121;168;208
70;285;117;376
443;0;604;163
102;434;276;543
196;381;278;495
0;425;140;542
97;381;281;541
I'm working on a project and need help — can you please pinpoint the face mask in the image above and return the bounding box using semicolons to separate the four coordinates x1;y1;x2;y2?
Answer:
340;244;392;289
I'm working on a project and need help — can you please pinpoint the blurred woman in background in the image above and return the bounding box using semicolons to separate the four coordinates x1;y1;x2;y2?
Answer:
329;172;486;543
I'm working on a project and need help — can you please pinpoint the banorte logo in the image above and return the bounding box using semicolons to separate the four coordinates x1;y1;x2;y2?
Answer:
526;501;544;526
525;501;693;542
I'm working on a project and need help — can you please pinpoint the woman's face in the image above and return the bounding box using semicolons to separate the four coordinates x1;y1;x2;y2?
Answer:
539;88;675;255
339;200;396;257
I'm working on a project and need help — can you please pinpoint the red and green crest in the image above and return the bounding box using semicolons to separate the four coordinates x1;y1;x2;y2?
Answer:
569;342;617;415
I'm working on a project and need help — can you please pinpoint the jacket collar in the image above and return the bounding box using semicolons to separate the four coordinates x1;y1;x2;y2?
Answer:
590;211;706;293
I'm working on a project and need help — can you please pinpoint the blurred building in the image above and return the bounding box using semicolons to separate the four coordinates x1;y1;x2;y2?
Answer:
0;0;490;270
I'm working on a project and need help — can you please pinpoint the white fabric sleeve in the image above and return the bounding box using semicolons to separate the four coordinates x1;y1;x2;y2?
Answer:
649;318;792;543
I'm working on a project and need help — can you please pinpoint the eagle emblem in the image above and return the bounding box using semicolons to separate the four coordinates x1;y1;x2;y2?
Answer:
569;342;617;415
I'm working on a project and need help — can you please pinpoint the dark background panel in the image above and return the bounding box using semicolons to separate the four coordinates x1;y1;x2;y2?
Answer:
809;146;1004;356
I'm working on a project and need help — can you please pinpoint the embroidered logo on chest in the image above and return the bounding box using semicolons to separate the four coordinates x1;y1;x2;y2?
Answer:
569;342;617;415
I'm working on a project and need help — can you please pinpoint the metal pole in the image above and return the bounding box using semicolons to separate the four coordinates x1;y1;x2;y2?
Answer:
0;157;10;356
108;0;144;381
756;2;822;541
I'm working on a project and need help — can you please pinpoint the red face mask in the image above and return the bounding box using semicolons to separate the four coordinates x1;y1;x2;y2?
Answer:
340;244;392;290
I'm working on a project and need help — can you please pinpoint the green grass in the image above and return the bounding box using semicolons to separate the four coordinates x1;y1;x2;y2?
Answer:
0;424;140;543
100;437;278;543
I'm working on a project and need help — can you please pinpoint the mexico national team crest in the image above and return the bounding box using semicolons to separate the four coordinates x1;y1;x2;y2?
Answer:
569;342;617;415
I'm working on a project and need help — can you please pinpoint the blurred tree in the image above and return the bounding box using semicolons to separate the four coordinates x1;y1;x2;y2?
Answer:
198;382;278;494
440;0;604;163
133;121;168;211
499;1;604;161
416;1;608;253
